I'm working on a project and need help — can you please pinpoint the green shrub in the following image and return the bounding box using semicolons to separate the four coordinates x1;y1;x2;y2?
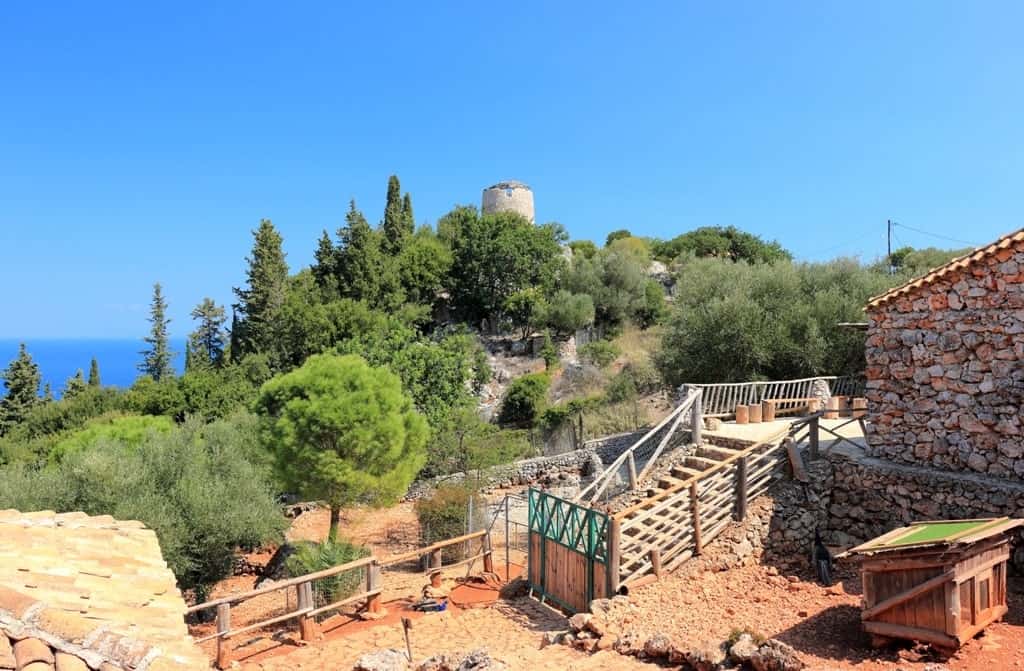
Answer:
539;331;559;371
498;373;550;427
579;340;619;368
414;484;487;561
0;417;287;593
607;361;661;403
49;414;174;463
285;539;370;606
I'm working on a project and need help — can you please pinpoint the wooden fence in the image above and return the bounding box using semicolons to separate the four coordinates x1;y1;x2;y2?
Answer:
575;389;702;506
691;375;863;418
188;530;493;669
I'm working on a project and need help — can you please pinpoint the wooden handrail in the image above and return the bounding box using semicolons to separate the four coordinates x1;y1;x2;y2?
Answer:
186;555;377;613
379;529;488;567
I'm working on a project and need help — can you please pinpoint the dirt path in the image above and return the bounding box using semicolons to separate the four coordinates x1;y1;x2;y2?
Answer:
628;560;1024;671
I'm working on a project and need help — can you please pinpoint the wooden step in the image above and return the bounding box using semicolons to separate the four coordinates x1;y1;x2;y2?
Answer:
698;445;740;461
684;455;719;472
656;474;684;489
670;465;702;480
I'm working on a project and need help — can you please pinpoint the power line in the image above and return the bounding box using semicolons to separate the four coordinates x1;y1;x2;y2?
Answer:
891;222;978;248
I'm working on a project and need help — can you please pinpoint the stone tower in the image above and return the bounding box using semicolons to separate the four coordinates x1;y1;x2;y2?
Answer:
481;180;535;223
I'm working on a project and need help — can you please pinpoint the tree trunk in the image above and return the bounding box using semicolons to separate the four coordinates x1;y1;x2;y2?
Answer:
328;505;341;543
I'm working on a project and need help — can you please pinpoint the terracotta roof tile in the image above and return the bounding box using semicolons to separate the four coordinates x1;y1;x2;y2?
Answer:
0;511;209;669
866;227;1024;309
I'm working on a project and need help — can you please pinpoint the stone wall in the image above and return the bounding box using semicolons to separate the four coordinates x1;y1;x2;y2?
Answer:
864;237;1024;480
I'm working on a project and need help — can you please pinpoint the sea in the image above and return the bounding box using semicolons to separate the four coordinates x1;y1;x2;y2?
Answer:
0;339;187;397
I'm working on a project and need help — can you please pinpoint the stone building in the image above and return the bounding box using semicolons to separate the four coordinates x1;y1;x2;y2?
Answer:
863;228;1024;480
481;180;535;223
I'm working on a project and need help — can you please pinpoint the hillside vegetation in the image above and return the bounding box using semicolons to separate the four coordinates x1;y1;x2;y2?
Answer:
0;175;966;594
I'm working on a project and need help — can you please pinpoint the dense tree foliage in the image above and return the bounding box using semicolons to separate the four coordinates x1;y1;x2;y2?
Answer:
652;226;791;264
0;344;40;435
233;219;289;367
256;354;428;541
189;298;228;369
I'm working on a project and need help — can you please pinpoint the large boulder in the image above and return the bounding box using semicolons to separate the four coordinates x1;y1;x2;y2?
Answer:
354;649;410;671
750;639;805;671
685;640;727;671
728;633;759;665
642;633;673;659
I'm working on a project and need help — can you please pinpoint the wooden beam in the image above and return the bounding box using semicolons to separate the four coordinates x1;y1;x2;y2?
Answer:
861;569;955;620
862;621;958;650
809;416;819;460
216;603;231;670
607;518;621;595
785;438;808;482
649;548;662;577
736;457;748;521
380;530;487;566
690;481;702;555
627;452;638;490
297;581;320;642
637;400;691;483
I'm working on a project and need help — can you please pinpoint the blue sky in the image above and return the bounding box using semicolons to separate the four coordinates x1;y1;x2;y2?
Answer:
2;1;1022;338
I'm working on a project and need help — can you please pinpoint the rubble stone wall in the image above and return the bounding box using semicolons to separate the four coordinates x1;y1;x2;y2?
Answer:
864;238;1024;480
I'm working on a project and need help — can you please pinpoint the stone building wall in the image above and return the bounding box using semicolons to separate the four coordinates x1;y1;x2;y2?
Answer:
864;236;1024;480
481;181;535;223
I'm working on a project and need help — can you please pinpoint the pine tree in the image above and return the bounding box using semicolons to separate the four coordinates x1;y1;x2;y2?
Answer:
381;175;412;254
233;219;289;363
336;201;404;308
188;298;227;368
43;382;54;402
63;369;87;400
0;343;41;434
312;229;338;293
88;357;101;387
139;282;175;381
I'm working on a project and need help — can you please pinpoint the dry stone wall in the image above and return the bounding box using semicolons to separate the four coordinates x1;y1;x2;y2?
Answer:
864;238;1024;480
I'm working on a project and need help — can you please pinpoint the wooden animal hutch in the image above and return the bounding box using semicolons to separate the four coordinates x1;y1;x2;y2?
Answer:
844;518;1022;650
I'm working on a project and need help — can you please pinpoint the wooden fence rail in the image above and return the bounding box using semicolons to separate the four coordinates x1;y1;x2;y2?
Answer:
189;530;493;669
691;376;863;418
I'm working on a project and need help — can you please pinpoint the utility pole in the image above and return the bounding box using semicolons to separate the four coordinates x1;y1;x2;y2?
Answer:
887;219;893;274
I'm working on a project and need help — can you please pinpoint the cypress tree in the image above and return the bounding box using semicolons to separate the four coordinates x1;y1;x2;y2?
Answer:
188;298;228;368
381;175;412;254
0;343;41;434
139;282;175;381
312;229;338;293
88;357;101;387
401;192;415;234
336;201;404;309
233;219;289;363
43;382;54;402
63;369;87;400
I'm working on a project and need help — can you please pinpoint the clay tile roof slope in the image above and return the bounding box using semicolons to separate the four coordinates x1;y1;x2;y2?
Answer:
0;509;209;669
866;227;1024;309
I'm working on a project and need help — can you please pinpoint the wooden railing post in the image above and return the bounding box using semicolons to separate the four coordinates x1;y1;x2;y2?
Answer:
627;452;638;490
429;548;442;570
482;532;494;574
607;518;621;595
691;392;703;446
215;603;231;670
297;581;320;642
809;416;820;460
690;481;702;555
649;548;662;577
366;561;383;614
736;457;748;521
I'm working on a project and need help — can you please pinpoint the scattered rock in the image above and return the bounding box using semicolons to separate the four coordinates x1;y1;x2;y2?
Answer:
353;649;409;671
728;633;759;664
642;633;672;659
750;639;805;671
567;613;592;632
456;649;506;670
416;654;461;671
685;640;727;671
499;577;529;599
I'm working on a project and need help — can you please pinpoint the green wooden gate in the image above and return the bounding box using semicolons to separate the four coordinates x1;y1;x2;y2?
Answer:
527;488;612;612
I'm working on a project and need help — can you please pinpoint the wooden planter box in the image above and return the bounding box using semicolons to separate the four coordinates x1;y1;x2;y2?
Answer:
843;518;1022;651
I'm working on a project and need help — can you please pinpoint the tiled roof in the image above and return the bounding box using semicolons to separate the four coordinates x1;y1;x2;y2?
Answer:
0;510;209;669
865;227;1024;309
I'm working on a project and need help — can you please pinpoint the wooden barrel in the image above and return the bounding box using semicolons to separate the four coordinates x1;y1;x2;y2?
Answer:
824;396;840;420
748;403;762;423
762;400;776;422
735;404;749;424
852;397;867;418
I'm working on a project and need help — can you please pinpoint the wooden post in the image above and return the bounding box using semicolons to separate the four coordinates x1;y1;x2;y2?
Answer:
215;603;231;670
690;482;702;555
691;393;703;446
627;452;638;490
809;416;820;460
366;561;384;614
429;549;442;570
296;581;320;642
735;404;749;424
852;397;867;419
825;396;840;420
736;457;748;521
748;403;762;424
649;548;662;577
762;400;776;422
482;532;494;574
785;438;808;483
607;518;621;595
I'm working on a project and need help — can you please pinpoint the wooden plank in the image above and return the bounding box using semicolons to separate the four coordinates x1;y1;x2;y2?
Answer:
608;517;621;595
861;569;955;620
953;552;1010;585
691;481;702;555
225;607;313;640
627;452;638;490
863;620;958;649
307;589;382;618
216;603;231;670
736;457;748;521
